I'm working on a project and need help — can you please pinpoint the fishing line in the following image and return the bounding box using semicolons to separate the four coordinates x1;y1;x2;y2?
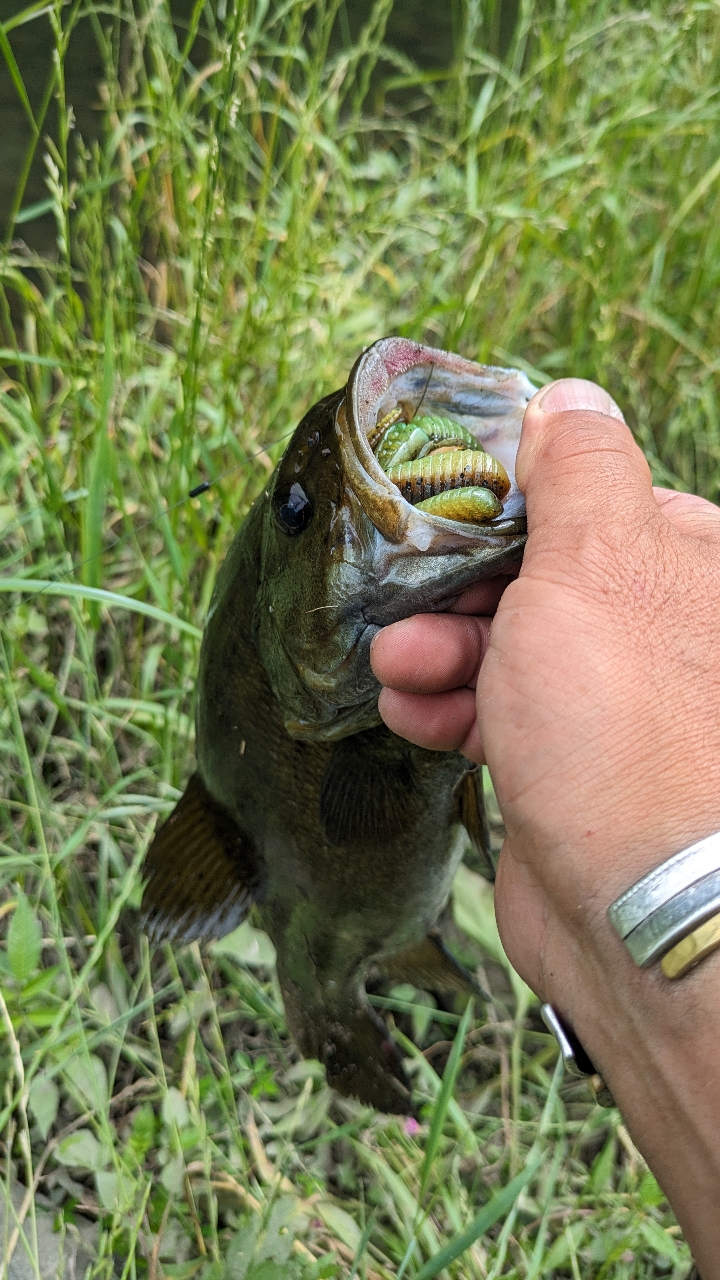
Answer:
0;425;297;622
410;361;434;421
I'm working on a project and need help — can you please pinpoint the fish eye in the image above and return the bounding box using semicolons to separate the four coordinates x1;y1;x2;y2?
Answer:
274;481;313;536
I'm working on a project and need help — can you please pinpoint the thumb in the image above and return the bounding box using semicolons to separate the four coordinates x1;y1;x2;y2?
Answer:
516;378;655;533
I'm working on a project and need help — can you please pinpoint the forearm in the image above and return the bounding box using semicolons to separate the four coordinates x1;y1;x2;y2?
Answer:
497;849;720;1276
567;939;720;1275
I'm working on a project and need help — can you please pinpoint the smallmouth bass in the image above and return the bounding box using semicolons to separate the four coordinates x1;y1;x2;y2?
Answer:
142;338;535;1113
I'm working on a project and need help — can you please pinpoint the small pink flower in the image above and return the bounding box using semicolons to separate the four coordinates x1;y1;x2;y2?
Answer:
404;1116;421;1137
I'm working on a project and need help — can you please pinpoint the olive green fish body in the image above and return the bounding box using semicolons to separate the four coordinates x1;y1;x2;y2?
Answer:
142;339;535;1113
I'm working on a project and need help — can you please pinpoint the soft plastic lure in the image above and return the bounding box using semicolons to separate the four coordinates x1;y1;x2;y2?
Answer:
375;414;478;471
415;485;503;521
386;448;510;504
371;411;510;524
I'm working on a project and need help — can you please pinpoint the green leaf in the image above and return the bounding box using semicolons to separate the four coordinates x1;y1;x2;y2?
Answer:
56;1129;103;1171
7;892;42;984
638;1171;665;1207
96;1168;135;1213
255;1197;306;1267
589;1134;616;1194
453;865;536;1012
161;1153;185;1194
0;580;202;640
28;1073;59;1139
162;1086;190;1130
64;1054;108;1111
413;1156;542;1280
638;1218;681;1263
128;1104;156;1160
315;1203;361;1252
211;922;277;968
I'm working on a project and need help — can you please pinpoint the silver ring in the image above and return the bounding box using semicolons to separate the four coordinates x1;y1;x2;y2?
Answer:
608;831;720;940
622;867;720;967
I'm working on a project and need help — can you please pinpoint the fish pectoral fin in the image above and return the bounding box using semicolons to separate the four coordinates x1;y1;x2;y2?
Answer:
381;930;489;1000
142;773;261;945
455;766;497;881
319;728;423;846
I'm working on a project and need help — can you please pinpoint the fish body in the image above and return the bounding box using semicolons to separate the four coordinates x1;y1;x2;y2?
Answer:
143;338;535;1112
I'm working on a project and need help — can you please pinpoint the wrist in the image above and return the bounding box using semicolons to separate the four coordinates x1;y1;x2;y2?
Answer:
558;938;720;1278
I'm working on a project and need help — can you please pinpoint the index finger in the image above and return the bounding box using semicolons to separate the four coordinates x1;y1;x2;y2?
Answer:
370;614;489;694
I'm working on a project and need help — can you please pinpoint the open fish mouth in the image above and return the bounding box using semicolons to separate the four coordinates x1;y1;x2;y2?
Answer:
338;337;535;553
258;337;537;742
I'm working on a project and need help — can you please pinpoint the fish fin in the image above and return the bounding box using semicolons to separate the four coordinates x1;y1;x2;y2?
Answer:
324;1004;414;1114
284;990;414;1115
455;766;497;881
142;773;261;944
381;930;488;1000
319;727;423;846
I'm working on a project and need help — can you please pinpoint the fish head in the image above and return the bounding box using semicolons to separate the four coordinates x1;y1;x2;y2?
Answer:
255;337;536;742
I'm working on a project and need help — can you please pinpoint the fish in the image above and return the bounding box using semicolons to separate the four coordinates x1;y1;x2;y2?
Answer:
142;337;535;1113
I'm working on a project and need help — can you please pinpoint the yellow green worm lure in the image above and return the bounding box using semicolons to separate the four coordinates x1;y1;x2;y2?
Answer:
371;412;510;524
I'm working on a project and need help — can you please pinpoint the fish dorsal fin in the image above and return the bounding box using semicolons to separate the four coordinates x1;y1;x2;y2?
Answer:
142;773;261;945
380;930;488;999
455;766;497;881
319;728;423;846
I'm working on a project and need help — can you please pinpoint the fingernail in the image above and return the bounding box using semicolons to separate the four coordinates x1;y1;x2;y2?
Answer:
537;378;624;421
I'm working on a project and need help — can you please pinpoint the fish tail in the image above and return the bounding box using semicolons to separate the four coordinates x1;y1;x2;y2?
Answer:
281;977;413;1114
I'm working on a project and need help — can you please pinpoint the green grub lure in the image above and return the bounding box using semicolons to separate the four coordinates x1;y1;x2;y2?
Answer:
375;414;478;471
386;448;511;505
367;406;405;452
370;409;512;525
415;486;503;522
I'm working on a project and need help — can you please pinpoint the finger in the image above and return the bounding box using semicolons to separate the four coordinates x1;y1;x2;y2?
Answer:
448;575;515;615
370;614;489;694
516;378;656;537
377;686;484;760
653;486;720;537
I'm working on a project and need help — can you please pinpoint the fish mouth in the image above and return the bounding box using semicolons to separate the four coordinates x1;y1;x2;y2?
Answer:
337;337;535;554
334;337;536;627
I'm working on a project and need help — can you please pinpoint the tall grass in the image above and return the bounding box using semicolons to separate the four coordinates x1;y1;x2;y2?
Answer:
1;0;718;1274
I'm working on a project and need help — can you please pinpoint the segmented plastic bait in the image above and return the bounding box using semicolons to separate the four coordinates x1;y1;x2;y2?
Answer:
375;414;477;471
386;449;511;505
367;406;405;452
415;486;503;522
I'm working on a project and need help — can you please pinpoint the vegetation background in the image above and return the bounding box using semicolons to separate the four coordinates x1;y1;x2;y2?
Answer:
1;0;718;1275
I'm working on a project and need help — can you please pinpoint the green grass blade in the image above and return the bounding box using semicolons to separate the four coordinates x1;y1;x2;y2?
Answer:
414;1155;542;1280
82;300;115;625
0;580;202;639
0;22;37;134
418;997;474;1202
348;1210;377;1280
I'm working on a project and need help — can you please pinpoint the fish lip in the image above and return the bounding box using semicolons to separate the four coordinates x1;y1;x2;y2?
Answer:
337;336;536;551
359;535;527;629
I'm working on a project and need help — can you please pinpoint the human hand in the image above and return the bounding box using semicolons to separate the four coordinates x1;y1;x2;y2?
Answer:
371;378;720;1275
